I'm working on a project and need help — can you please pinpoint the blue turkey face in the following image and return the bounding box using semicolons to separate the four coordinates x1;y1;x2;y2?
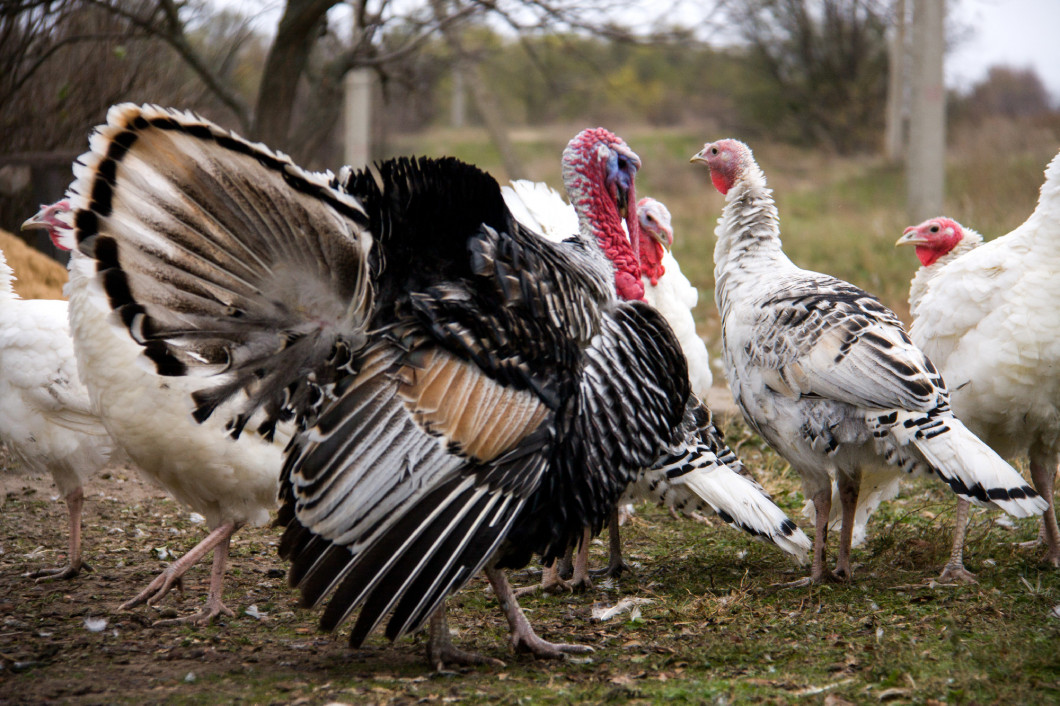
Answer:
604;146;640;217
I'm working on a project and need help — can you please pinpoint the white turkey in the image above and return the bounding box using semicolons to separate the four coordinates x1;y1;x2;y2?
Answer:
23;199;288;626
65;104;807;665
501;183;803;594
0;243;122;581
897;156;1060;578
692;138;1047;585
808;218;985;560
637;197;713;396
895;217;983;318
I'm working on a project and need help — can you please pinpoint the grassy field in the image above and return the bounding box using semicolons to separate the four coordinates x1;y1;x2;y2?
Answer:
2;123;1059;703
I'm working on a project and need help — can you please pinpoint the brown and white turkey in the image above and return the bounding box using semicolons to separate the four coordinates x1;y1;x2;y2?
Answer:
65;104;805;665
692;138;1048;585
25;198;288;626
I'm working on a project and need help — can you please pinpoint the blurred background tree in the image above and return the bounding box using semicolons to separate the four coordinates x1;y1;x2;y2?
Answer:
1;0;1057;237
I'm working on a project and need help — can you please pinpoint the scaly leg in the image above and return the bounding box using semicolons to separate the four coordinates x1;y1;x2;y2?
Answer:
939;499;976;583
593;510;629;579
31;487;92;582
775;486;832;588
425;602;504;670
1030;457;1059;567
122;521;240;625
485;566;593;659
568;527;595;591
834;470;860;581
513;543;577;597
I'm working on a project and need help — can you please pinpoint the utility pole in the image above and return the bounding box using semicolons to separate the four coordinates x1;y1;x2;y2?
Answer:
906;0;945;222
343;11;372;168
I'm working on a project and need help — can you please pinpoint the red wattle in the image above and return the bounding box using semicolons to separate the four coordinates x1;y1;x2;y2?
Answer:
915;245;942;267
711;171;729;195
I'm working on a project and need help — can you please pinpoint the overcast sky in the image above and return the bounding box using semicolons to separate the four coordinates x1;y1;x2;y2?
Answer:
948;0;1060;102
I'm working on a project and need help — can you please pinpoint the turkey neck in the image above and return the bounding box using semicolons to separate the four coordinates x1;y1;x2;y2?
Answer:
712;159;792;311
562;157;643;302
907;234;980;317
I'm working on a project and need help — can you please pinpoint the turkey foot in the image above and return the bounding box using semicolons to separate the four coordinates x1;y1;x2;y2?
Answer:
938;500;976;583
31;488;91;582
425;604;504;670
122;521;238;626
938;562;977;584
513;562;574;597
568;527;596;590
487;566;593;660
774;488;834;589
31;560;93;582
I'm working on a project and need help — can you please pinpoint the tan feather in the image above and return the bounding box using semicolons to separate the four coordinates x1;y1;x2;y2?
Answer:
397;350;548;461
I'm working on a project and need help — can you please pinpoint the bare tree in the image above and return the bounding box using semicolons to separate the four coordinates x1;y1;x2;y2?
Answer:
724;0;891;153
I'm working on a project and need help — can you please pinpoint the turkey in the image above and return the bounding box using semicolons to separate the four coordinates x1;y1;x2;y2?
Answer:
897;155;1060;577
637;197;713;396
66;104;806;665
501;184;803;594
895;217;982;317
691;138;1048;585
808;218;984;558
0;243;122;581
23;199;287;626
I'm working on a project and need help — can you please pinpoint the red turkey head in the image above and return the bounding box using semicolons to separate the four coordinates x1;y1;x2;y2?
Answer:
562;128;644;301
895;217;969;267
22;200;74;251
636;197;672;286
690;139;752;195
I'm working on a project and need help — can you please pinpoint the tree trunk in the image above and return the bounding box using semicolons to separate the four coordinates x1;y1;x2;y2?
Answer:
253;0;335;149
883;0;907;161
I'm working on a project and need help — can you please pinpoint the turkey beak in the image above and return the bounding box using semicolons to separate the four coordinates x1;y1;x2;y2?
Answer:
690;147;709;165
895;227;928;247
21;209;47;231
654;225;674;251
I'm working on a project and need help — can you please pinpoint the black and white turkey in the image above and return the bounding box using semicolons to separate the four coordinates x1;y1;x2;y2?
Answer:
692;138;1048;586
66;105;804;665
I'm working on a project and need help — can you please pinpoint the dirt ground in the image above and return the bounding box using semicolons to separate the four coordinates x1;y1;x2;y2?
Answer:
0;459;475;704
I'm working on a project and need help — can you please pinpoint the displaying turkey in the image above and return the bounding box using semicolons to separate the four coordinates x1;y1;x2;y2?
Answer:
0;243;122;581
896;153;1060;577
66;104;807;664
691;138;1048;586
24;199;287;625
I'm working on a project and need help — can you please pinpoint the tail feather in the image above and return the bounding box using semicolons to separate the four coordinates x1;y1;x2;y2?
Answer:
892;412;1046;518
634;447;811;563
